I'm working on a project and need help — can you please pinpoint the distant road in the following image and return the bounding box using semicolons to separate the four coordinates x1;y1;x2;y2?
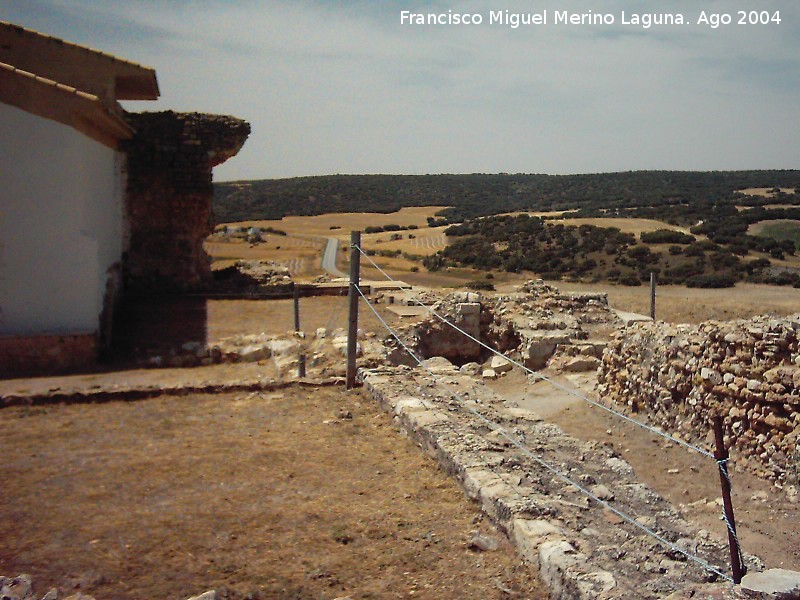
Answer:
321;237;348;278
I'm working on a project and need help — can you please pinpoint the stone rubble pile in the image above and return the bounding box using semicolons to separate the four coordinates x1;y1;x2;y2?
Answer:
384;282;617;377
381;288;442;306
211;260;293;292
597;316;800;489
229;260;292;285
140;329;383;379
491;280;616;370
383;291;516;366
0;574;257;600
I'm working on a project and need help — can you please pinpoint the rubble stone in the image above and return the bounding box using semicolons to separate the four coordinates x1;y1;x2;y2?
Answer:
598;315;800;486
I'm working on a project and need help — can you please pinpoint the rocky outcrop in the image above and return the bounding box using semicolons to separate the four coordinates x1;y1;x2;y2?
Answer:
598;316;800;490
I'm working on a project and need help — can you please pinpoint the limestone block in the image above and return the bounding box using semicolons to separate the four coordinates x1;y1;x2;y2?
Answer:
741;568;800;599
482;368;498;379
0;575;34;600
238;344;270;362
394;397;428;415
538;540;585;599
701;367;722;385
512;518;566;561
459;362;482;375
185;593;217;600
563;357;601;372
490;354;514;373
269;339;299;356
421;356;458;374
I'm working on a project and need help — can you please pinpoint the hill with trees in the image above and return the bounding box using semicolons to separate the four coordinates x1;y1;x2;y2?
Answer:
422;214;798;288
213;171;800;224
213;171;800;287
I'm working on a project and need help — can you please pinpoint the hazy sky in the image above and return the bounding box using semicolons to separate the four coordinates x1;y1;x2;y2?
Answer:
1;1;798;181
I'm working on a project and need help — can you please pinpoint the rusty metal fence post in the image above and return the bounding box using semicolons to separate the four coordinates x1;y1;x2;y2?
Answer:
713;415;745;583
650;272;657;321
346;231;362;389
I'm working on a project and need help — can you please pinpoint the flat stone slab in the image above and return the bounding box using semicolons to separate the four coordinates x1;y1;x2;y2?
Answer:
742;569;800;598
384;305;429;318
612;309;653;326
367;280;412;291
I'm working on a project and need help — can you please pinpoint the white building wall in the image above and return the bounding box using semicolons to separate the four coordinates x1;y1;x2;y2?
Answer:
0;103;123;336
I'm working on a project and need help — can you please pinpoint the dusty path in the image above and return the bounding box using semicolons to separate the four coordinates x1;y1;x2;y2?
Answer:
488;369;800;572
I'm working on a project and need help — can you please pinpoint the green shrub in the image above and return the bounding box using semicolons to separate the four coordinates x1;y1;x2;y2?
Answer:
685;274;736;288
619;274;642;286
640;229;695;244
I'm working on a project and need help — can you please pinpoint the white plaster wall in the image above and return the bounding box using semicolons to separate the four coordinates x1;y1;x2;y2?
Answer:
0;103;123;335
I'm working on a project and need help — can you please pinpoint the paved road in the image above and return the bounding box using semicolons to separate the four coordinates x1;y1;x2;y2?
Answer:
321;237;348;278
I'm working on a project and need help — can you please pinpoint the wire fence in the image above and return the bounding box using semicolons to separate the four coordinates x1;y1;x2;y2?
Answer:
356;245;715;458
350;241;748;583
354;282;734;582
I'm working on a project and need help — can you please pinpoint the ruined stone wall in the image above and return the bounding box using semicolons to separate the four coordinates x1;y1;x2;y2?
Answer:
122;111;250;292
384;292;520;366
598;316;800;488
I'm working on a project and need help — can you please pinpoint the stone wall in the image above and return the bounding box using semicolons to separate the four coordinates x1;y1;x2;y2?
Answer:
598;316;800;489
122;111;250;292
0;334;97;378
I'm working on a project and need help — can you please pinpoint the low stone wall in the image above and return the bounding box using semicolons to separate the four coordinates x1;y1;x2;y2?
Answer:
597;316;800;489
0;333;97;378
360;363;751;599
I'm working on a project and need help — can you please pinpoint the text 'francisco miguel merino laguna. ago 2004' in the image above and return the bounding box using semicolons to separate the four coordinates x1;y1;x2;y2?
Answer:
399;9;783;30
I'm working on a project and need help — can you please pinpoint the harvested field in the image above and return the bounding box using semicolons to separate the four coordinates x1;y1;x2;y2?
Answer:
204;235;323;277
738;187;796;197
0;386;543;600
361;226;449;256
748;219;800;247
227;207;449;238
552;281;800;324
550;217;693;235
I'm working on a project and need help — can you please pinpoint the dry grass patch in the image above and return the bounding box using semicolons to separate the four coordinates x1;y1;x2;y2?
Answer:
0;387;543;600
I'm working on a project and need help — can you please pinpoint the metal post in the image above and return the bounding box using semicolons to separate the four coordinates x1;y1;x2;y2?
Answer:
346;231;362;389
713;415;745;584
293;285;301;332
298;353;306;378
650;272;656;321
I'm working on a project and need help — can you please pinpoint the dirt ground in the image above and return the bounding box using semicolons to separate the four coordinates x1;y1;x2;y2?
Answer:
0;386;543;600
488;370;800;572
